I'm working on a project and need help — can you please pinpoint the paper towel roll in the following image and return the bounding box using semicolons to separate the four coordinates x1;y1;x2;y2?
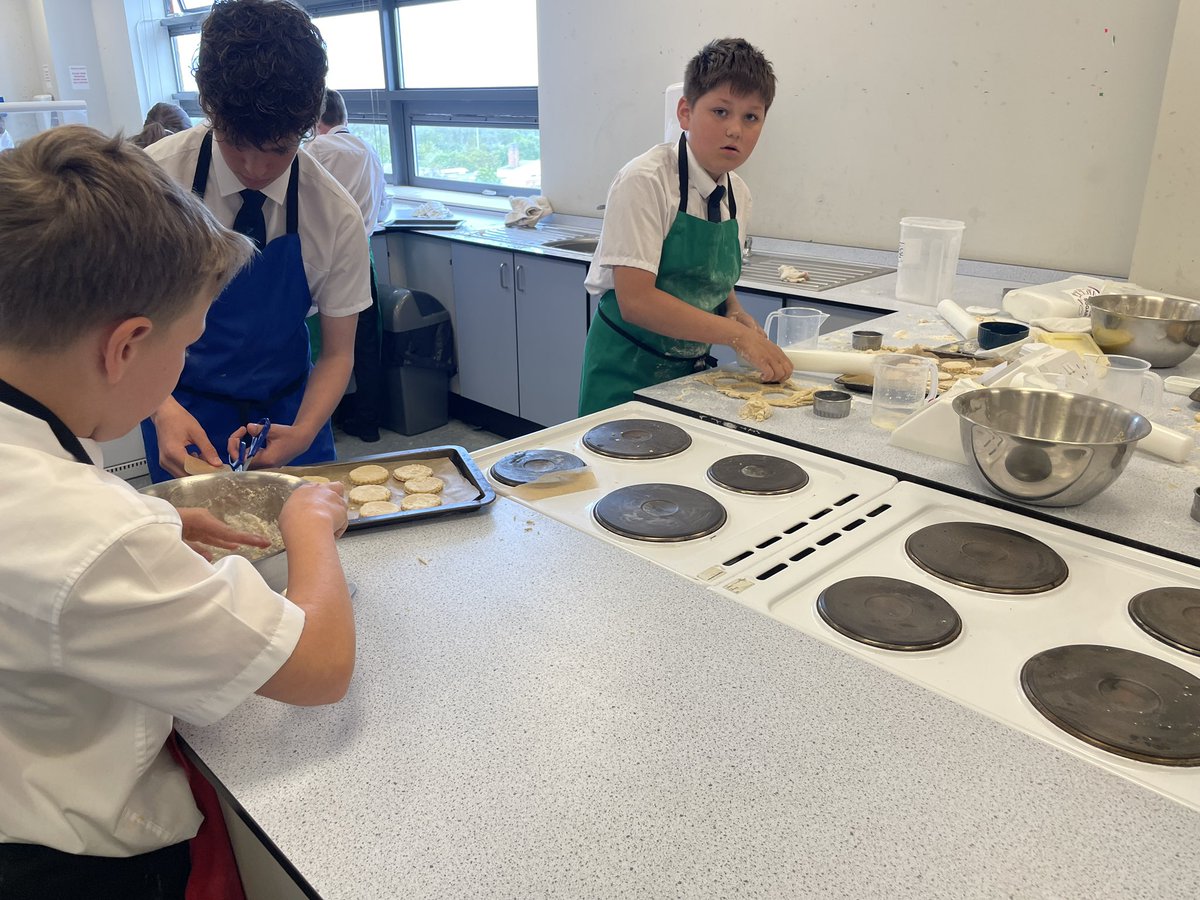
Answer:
936;299;979;340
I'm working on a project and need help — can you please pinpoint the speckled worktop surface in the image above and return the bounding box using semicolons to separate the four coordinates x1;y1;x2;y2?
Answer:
181;499;1200;899
639;305;1200;564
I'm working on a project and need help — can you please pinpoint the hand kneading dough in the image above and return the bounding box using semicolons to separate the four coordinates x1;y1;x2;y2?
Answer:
348;464;389;486
301;474;331;483
403;476;444;495
400;493;442;510
392;463;433;482
359;500;401;517
349;484;392;504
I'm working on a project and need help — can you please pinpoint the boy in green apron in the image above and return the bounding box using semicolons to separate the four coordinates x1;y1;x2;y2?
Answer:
578;38;792;416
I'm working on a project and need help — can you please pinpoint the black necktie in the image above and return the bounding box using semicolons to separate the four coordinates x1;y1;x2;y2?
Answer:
706;184;725;223
233;189;268;250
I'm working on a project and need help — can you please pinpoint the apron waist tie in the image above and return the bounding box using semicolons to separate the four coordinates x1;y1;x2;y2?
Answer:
596;302;725;369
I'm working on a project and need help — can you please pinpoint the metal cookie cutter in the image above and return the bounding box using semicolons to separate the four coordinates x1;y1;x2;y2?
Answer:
813;389;853;419
851;330;884;351
1192;487;1200;524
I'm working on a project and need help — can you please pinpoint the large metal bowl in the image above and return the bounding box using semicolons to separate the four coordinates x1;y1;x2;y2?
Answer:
952;388;1150;507
1089;293;1200;367
141;471;305;589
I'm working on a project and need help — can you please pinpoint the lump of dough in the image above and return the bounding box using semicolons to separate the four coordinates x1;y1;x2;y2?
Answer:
349;484;392;505
359;500;401;517
401;493;442;511
348;464;389;485
403;476;444;495
392;463;433;482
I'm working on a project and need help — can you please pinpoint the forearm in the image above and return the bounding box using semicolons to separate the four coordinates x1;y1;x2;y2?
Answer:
291;313;356;439
617;285;750;348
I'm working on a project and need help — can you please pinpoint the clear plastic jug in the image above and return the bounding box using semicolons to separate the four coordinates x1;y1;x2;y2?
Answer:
870;353;940;430
895;217;965;306
763;307;829;351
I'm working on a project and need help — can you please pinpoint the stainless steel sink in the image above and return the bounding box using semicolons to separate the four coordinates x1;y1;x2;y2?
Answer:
541;237;599;253
739;253;894;292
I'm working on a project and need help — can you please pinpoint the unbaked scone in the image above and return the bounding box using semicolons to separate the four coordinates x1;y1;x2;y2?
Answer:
400;493;442;511
301;474;331;483
359;500;401;517
348;464;389;486
392;463;433;482
403;475;444;495
349;484;392;505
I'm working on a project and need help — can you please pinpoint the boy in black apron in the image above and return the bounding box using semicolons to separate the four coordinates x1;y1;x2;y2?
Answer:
579;38;793;416
141;0;371;481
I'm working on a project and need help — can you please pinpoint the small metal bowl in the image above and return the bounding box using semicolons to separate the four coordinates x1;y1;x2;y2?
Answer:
851;330;884;351
813;389;853;418
141;471;305;589
1089;294;1200;368
952;388;1150;507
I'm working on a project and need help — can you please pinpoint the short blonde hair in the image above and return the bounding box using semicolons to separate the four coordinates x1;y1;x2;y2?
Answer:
0;126;254;352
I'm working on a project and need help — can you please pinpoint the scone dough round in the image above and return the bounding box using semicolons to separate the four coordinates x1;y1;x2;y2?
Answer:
359;500;401;517
392;463;433;482
400;493;442;511
349;484;392;504
301;474;331;483
403;476;444;495
348;464;389;486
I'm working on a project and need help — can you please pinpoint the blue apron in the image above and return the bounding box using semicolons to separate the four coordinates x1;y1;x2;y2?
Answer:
141;129;336;482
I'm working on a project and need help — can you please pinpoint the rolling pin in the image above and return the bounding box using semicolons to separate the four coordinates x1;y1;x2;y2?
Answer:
937;299;980;340
785;348;876;376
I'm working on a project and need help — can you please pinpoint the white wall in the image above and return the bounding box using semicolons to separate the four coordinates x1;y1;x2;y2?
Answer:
538;0;1180;275
0;0;42;101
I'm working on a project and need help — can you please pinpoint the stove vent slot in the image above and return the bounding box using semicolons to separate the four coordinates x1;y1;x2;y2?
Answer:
834;493;859;506
723;550;754;567
810;507;833;520
866;503;891;517
816;532;841;546
783;521;808;535
790;547;815;562
756;562;788;581
842;518;866;531
756;536;781;550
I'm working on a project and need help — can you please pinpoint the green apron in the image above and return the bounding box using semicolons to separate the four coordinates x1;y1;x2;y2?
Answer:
578;135;743;416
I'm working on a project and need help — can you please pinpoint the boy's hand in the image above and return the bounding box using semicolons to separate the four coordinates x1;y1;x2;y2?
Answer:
732;329;794;384
228;421;315;471
279;482;349;540
178;507;271;561
153;397;223;477
726;307;767;338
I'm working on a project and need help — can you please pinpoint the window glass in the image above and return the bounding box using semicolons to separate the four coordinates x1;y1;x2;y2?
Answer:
172;32;201;93
412;123;540;189
314;11;386;89
347;122;394;177
398;0;537;88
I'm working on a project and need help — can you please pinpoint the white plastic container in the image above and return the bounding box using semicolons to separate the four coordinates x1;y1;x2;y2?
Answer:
895;217;965;306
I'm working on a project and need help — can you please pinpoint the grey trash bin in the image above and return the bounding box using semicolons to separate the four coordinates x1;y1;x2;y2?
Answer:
380;287;456;435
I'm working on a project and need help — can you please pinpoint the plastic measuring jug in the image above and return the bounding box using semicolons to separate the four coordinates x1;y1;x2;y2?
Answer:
763;306;829;351
895;217;965;306
1087;354;1163;416
870;353;940;430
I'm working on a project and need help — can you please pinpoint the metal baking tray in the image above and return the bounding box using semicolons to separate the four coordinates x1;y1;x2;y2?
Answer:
268;445;496;530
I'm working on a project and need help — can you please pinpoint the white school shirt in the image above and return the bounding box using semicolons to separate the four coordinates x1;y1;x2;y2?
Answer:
146;127;370;319
584;139;752;298
0;402;305;856
306;129;390;237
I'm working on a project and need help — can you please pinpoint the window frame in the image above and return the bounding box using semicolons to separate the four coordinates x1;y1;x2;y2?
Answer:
161;0;539;197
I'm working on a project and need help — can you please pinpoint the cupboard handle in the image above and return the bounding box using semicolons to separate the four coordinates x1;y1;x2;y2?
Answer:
499;262;509;290
515;264;525;292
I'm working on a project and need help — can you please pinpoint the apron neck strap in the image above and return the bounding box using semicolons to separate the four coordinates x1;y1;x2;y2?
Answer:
676;133;736;220
192;129;301;236
0;376;94;466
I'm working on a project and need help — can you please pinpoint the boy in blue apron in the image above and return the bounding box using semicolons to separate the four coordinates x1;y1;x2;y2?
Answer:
141;0;371;481
578;38;793;416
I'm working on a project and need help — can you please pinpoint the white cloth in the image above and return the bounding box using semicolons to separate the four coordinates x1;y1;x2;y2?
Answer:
0;129;13;152
0;401;304;856
584;140;752;298
147;127;370;319
306;129;390;237
504;195;552;227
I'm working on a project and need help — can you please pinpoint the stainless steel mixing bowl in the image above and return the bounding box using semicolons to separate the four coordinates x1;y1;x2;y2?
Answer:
141;471;305;589
1089;294;1200;367
952;388;1151;507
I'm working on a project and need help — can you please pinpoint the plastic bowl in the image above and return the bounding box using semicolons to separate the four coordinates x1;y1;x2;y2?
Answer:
952;388;1150;507
1089;294;1200;368
141;471;304;589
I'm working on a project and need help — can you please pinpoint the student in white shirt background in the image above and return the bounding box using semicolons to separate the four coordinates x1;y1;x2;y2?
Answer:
0;111;14;152
305;88;390;442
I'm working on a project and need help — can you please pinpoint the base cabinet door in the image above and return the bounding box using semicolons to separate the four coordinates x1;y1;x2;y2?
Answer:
515;256;589;427
451;243;520;416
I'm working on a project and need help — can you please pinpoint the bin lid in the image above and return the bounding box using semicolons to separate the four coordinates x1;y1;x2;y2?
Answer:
380;287;450;331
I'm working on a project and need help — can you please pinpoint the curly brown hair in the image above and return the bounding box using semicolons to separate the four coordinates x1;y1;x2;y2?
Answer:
195;0;328;147
684;38;776;111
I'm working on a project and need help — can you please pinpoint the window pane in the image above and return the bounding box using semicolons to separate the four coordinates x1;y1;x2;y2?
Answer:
398;0;537;88
347;122;393;177
413;124;540;189
172;33;201;93
315;11;386;90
